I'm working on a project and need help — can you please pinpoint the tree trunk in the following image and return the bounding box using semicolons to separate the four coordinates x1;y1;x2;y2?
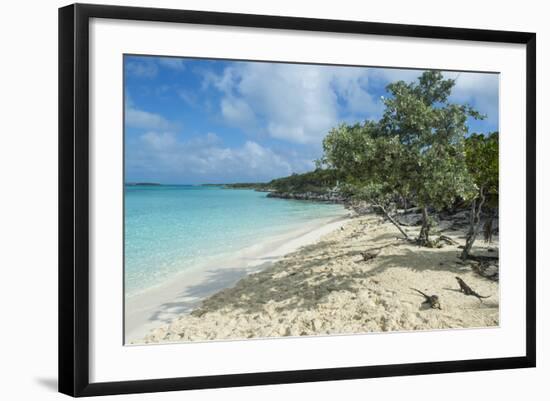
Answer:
461;187;486;260
373;203;411;241
417;206;431;246
484;215;494;243
399;194;408;210
466;198;476;238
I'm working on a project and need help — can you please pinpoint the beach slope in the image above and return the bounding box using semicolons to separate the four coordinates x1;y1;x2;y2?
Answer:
136;214;499;344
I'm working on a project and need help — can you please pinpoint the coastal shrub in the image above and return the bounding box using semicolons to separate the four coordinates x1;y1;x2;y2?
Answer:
461;132;499;259
322;71;484;246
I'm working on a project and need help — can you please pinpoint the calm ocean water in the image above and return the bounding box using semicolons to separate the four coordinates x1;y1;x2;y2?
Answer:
124;185;347;295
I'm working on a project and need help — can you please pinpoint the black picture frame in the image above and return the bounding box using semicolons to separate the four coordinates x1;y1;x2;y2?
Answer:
59;3;536;397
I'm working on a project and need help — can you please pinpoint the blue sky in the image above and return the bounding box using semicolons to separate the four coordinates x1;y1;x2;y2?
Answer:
124;55;499;184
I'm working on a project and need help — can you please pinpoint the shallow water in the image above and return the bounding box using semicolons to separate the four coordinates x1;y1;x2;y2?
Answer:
124;185;347;295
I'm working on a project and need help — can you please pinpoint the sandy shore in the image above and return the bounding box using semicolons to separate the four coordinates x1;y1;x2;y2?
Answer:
134;213;499;344
125;214;351;343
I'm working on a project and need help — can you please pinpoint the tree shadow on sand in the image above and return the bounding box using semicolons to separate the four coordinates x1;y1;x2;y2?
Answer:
147;242;496;323
366;247;470;276
147;265;264;325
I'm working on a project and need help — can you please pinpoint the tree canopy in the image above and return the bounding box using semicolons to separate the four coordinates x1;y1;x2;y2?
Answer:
464;132;499;206
322;71;487;245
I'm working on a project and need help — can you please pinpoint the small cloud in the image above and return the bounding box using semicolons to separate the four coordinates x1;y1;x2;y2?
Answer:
125;56;186;78
445;71;499;129
125;104;178;131
370;68;422;84
157;57;186;71
220;97;257;129
201;66;238;94
179;90;198;108
125;59;158;78
140;131;178;150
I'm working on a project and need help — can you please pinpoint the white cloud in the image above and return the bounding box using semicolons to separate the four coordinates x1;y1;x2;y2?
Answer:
364;68;498;129
445;71;499;128
157;57;186;71
125;57;186;79
448;72;496;94
140;131;178;150
203;63;382;144
179;90;198;107
128;132;310;182
126;106;177;131
125;94;178;131
220;97;258;128
202;63;498;146
369;67;422;84
125;59;158;78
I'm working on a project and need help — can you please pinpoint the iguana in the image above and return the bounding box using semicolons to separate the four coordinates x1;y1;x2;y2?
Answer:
455;276;490;302
411;288;441;310
360;251;379;262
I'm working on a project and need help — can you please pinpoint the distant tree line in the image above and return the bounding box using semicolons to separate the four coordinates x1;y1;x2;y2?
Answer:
224;169;343;193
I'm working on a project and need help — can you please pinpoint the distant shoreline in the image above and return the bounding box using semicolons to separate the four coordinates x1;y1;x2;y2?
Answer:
125;182;162;186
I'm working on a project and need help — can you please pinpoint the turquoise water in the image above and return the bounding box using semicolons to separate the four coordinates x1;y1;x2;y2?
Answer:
124;185;346;295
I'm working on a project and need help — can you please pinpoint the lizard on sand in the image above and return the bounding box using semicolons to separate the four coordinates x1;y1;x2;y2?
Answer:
411;288;442;310
455;276;490;302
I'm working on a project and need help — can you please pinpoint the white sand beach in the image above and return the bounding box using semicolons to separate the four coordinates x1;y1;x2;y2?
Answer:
131;212;499;344
125;215;352;343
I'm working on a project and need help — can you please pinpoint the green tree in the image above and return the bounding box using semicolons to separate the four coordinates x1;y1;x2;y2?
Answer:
322;122;412;240
377;71;480;245
323;71;482;246
460;132;499;259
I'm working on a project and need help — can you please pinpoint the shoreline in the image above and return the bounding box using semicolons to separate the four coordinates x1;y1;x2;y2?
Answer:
125;213;352;343
134;213;499;344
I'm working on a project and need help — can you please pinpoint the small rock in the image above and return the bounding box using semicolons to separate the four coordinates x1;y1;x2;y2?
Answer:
484;264;499;277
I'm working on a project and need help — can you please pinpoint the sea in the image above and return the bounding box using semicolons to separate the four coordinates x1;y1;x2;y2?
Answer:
124;185;347;296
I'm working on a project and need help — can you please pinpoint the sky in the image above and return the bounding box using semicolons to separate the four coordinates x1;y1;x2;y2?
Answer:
124;55;499;184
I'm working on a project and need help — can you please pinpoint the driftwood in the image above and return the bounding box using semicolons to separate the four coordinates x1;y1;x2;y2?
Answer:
465;254;499;263
462;253;499;281
437;235;458;245
471;264;499;281
403;206;422;214
418;235;458;249
372;204;411;240
358;242;399;262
